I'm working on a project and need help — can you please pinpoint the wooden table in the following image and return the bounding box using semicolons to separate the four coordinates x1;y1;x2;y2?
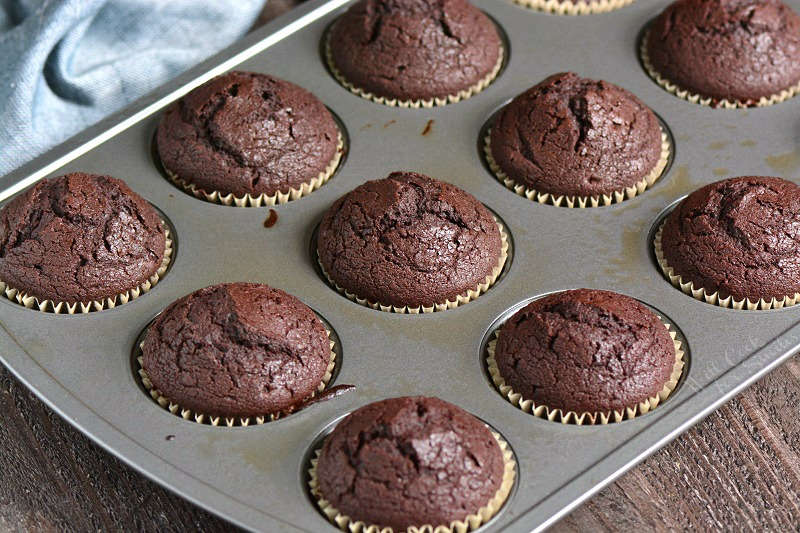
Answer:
3;4;800;531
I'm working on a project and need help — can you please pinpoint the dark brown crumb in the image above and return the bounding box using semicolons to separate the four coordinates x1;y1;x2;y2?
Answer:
422;119;434;136
263;209;278;228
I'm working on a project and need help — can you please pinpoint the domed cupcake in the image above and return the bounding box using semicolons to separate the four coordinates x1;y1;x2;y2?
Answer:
486;72;669;208
656;176;800;310
0;173;170;313
643;0;800;107
513;0;635;15
309;396;515;531
489;289;683;424
326;0;503;106
139;283;336;425
316;171;508;313
156;71;342;206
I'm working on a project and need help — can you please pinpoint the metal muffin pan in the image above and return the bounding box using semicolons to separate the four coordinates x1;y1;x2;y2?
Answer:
2;0;800;530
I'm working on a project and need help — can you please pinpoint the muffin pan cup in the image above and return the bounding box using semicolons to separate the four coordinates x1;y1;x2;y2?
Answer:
511;0;636;16
0;226;174;314
640;29;800;109
653;223;800;311
483;128;671;208
316;220;510;313
486;319;685;424
325;32;505;109
3;0;800;531
136;329;339;427
162;132;345;207
307;430;517;533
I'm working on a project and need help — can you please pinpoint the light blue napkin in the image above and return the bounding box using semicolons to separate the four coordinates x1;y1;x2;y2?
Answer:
0;0;267;175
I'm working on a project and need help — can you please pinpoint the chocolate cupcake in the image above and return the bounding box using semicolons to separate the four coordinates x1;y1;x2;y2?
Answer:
326;0;503;107
139;283;335;425
309;396;515;532
656;176;800;310
316;171;508;313
486;72;669;208
489;289;683;424
156;71;342;206
0;173;171;313
513;0;635;15
643;0;800;107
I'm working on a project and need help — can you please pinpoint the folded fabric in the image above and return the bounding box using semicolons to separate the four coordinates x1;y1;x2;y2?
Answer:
0;0;267;176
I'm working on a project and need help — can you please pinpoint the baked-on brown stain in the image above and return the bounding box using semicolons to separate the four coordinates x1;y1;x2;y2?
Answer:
740;139;757;148
360;123;372;131
383;120;396;128
765;150;800;174
422;119;434;136
263;209;278;228
708;141;729;150
713;168;729;176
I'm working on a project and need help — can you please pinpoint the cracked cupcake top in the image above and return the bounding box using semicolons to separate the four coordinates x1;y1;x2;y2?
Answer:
328;0;502;101
315;396;505;531
141;283;331;418
0;173;166;304
489;72;663;198
156;71;340;197
317;171;502;308
494;289;676;414
646;0;800;103
661;176;800;301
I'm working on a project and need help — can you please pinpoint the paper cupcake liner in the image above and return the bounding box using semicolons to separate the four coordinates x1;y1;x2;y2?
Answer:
484;128;670;208
653;223;800;310
325;32;504;109
137;329;337;427
318;220;508;314
308;429;516;533
0;226;173;314
486;319;685;424
512;0;635;15
640;30;800;109
164;132;344;207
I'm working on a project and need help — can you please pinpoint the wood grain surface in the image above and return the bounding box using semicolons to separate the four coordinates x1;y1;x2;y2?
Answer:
3;3;800;532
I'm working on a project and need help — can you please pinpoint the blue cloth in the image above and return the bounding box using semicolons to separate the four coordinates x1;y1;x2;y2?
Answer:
0;0;266;175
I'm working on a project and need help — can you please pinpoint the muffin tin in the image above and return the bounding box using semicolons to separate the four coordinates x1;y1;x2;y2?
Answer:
2;0;800;531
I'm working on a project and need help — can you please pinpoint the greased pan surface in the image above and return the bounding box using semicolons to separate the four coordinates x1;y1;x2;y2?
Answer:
2;0;800;531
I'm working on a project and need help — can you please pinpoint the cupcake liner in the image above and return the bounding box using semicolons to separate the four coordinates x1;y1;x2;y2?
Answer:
164;132;344;207
484;128;670;208
318;220;509;314
137;329;338;427
640;30;800;109
512;0;635;15
486;319;685;424
0;226;173;314
653;223;800;310
325;32;504;109
307;429;516;533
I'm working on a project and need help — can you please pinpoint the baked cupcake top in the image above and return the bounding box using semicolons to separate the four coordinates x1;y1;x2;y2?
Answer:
157;71;340;198
646;0;800;104
489;72;663;198
0;173;166;304
317;171;503;308
328;0;502;102
141;283;331;418
315;396;505;531
494;289;676;414
660;176;800;301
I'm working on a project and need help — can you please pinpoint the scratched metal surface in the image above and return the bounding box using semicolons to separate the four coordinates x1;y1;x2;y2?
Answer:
1;0;800;531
